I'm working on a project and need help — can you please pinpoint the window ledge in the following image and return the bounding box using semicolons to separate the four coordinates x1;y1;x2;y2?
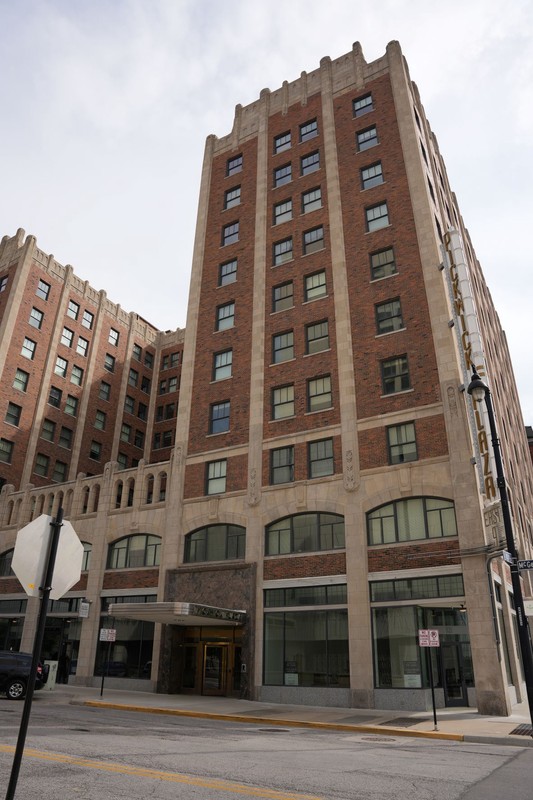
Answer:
375;327;406;339
380;388;414;399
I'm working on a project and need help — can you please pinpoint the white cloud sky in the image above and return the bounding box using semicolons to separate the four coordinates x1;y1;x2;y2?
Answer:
1;0;532;422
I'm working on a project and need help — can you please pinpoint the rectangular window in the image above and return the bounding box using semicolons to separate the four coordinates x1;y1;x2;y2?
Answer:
137;401;148;420
272;331;294;363
89;441;102;461
21;337;36;360
5;403;22;426
370;248;397;280
67;299;80;319
306;320;329;354
48;386;62;407
272;281;293;312
141;375;151;393
128;368;139;387
224;186;241;209
34;453;50;477
271;446;294;485
104;353;115;372
210;401;230;434
29;307;44;329
303;226;324;254
309;438;334;478
376;298;403;334
61;327;74;347
272;384;294;419
307;375;332;411
41;419;56;441
71;365;83;386
366;202;389;231
0;439;13;464
361;161;383;189
213;349;233;380
144;351;154;369
219;258;237;286
274;131;291;153
302;187;322;214
94;410;106;430
77;336;89;357
301;151;320;175
357;125;378;151
353;93;373;117
108;328;120;346
161;355;169;370
274;163;292;187
206;459;227;495
216;302;235;331
273;199;292;225
170;352;180;367
132;343;142;361
99;381;111;401
36;279;51;300
65;394;78;416
82;309;94;329
387;422;417;464
168;376;178;392
59;426;73;449
305;270;327;301
300;118;318;142
52;460;67;483
117;453;128;470
134;429;144;448
227;154;242;176
55;356;68;377
0;276;7;292
13;369;29;392
381;355;410;394
222;221;239;246
273;237;293;265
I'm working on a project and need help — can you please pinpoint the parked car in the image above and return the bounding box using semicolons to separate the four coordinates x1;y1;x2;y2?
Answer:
0;650;49;700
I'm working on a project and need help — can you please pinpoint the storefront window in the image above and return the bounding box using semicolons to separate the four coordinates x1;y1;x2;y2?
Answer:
264;609;349;687
94;617;154;679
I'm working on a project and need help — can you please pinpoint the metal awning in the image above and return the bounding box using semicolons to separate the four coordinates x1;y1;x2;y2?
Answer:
106;601;246;627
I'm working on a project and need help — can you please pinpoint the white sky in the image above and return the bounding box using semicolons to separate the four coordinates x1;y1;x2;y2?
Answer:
1;0;532;423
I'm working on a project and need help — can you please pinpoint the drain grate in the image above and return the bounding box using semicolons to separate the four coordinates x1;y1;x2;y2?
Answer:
380;717;428;728
510;724;533;737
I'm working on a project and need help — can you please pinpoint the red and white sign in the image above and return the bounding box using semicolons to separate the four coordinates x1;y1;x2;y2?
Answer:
419;629;440;647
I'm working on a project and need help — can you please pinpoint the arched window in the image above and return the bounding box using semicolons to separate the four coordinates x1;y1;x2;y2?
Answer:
107;534;161;569
0;548;14;577
91;484;100;513
81;542;92;571
126;478;135;507
265;513;345;556
184;524;246;563
367;497;457;545
82;487;90;514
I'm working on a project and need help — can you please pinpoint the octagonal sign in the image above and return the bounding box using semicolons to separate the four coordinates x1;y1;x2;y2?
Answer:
12;515;83;600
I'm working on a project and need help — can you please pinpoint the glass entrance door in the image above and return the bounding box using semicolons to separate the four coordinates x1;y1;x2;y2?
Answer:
440;642;468;706
202;644;228;696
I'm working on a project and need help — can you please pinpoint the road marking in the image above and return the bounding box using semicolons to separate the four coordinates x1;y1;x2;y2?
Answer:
0;744;323;800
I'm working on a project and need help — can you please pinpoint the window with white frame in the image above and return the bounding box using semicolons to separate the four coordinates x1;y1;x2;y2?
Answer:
308;438;334;478
307;375;332;411
272;331;294;363
306;320;329;353
272;384;294;419
213;350;232;380
302;187;322;214
206;460;227;495
387;422;417;464
216;302;235;331
366;202;389;231
273;199;292;225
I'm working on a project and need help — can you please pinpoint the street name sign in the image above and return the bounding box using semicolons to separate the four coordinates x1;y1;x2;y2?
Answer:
517;560;533;570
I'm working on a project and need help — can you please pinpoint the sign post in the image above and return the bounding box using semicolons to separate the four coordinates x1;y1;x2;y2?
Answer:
6;510;83;800
99;627;116;697
419;628;440;731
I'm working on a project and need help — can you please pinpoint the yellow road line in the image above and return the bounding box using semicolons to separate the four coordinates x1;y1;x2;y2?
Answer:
0;744;323;800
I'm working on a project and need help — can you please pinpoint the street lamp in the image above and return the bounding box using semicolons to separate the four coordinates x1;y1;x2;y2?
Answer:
467;368;533;726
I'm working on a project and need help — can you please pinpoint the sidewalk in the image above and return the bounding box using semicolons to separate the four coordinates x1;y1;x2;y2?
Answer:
46;684;533;748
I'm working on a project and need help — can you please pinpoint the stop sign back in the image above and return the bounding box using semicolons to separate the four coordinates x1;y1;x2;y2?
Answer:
12;514;83;600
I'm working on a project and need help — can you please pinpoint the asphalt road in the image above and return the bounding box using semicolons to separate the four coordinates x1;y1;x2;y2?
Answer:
0;693;531;800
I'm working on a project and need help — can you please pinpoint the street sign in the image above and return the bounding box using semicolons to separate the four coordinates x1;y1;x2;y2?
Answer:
12;515;83;600
517;560;533;570
419;629;440;647
502;550;514;565
99;628;116;642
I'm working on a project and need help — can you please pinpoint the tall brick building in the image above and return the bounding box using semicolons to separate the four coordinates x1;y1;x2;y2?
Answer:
1;41;532;715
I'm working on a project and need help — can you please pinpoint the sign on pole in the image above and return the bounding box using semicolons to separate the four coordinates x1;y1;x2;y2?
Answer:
517;560;533;571
419;629;440;647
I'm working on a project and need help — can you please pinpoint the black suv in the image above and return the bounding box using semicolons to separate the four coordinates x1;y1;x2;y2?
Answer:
0;651;49;700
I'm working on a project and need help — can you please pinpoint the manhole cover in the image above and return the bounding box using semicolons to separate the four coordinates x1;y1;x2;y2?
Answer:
510;724;533;737
361;736;396;742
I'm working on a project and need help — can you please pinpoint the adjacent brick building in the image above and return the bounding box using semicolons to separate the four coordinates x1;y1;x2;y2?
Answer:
1;41;532;715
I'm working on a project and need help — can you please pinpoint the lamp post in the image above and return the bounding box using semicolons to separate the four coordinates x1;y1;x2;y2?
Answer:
467;368;533;725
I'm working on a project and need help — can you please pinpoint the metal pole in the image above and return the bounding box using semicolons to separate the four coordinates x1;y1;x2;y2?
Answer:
6;508;64;800
427;649;438;731
481;387;533;728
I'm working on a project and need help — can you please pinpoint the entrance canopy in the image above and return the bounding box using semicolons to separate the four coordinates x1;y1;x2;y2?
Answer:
107;601;246;627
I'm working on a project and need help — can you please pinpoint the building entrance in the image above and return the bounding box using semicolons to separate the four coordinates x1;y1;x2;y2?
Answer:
440;642;468;706
175;626;243;697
